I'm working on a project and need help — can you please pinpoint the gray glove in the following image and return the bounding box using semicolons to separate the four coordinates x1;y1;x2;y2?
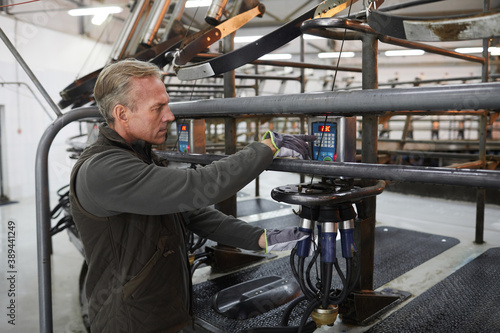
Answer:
262;131;316;160
265;227;310;253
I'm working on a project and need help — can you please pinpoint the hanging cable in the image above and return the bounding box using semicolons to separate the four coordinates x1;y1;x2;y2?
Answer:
308;1;355;187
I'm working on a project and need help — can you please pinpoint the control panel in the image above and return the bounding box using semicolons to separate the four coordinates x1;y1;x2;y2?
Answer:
177;119;206;154
308;116;357;163
178;123;190;153
310;120;337;161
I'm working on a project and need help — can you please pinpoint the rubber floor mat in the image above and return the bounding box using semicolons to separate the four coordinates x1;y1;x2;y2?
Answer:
367;247;500;333
192;226;459;332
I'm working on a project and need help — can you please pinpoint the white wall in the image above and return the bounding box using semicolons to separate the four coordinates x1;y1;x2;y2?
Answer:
0;15;112;200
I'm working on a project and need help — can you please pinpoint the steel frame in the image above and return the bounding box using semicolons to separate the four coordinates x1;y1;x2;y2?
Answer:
2;1;499;328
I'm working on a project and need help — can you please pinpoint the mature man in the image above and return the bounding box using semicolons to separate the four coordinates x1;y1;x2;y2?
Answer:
69;59;314;332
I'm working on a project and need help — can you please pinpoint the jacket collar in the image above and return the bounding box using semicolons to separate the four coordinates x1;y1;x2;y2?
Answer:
98;123;153;163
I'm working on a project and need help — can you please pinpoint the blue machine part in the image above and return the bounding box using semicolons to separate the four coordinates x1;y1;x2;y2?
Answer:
178;123;190;152
340;228;356;259
311;121;337;161
320;231;337;264
297;227;313;258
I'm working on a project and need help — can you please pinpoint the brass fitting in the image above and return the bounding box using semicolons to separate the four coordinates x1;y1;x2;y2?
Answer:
311;304;339;327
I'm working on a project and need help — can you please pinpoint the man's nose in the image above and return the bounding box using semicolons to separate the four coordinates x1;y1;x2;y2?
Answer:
163;107;175;122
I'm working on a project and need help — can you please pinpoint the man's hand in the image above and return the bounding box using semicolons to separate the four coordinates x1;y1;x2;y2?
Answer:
261;227;310;253
262;131;316;159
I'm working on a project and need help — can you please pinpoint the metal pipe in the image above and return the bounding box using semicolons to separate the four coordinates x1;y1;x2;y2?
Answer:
0;81;54;120
164;72;303;81
168;82;500;118
0;27;62;118
475;0;491;244
36;106;100;333
358;32;379;292
378;150;500;161
300;18;485;64
157;151;500;189
191;52;363;72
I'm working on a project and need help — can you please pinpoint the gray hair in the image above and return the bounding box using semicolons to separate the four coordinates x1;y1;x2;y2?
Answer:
93;59;162;124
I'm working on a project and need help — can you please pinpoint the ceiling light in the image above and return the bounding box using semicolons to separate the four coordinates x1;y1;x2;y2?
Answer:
258;53;292;60
385;49;425;57
68;6;123;26
235;34;324;44
303;34;324;40
68;6;123;17
454;47;483;54
318;51;355;58
234;35;261;43
185;0;212;8
455;47;500;55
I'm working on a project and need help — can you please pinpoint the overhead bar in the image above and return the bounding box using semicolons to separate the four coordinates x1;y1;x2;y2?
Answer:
169;82;500;118
158;151;500;189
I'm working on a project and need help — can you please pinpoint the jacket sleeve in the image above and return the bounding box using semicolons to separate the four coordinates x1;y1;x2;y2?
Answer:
75;142;274;217
182;207;264;251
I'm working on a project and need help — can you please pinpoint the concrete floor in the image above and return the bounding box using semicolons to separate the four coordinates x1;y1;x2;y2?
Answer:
1;170;500;333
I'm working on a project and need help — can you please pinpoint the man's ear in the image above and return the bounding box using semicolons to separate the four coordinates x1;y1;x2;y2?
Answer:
113;104;128;125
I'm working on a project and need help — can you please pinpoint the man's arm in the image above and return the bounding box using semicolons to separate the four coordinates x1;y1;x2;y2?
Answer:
182;207;265;251
75;142;274;217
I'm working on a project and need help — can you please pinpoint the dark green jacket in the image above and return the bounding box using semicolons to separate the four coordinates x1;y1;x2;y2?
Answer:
69;124;273;332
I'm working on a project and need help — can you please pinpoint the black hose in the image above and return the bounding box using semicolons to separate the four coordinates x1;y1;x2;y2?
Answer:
321;262;333;309
297;299;321;333
329;259;348;304
280;295;308;326
298;257;315;300
290;248;301;283
190;257;208;276
305;249;320;296
346;256;361;297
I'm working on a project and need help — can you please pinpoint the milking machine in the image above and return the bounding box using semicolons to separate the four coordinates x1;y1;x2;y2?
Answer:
270;116;385;331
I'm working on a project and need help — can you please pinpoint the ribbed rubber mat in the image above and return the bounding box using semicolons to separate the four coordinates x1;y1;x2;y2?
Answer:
367;247;500;333
237;198;290;217
193;226;459;332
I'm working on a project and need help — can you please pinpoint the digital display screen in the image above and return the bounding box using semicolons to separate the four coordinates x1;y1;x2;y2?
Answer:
318;125;331;132
181;125;187;131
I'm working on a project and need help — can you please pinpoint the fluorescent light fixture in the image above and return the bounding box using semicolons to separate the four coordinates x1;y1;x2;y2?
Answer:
385;49;425;57
185;0;212;8
68;6;123;16
454;47;483;54
234;35;261;43
91;13;110;25
258;53;292;60
68;6;123;26
235;34;323;44
455;47;500;55
303;34;324;40
318;51;355;58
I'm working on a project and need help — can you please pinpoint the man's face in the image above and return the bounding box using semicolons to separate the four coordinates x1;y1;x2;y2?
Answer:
125;76;175;145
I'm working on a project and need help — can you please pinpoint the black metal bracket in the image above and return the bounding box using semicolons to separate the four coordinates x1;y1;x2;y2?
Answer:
340;288;411;325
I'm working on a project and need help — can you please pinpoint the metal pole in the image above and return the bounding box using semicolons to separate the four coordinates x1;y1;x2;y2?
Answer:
157;151;500;189
168;82;500;118
36;106;100;333
300;35;306;184
0;82;54;120
358;33;378;291
217;32;238;216
475;0;491;244
0;27;62;118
